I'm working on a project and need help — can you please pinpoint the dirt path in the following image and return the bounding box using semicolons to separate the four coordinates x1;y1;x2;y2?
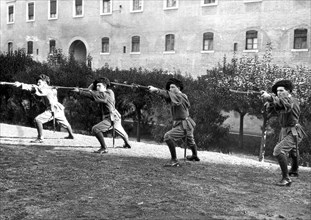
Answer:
1;123;311;220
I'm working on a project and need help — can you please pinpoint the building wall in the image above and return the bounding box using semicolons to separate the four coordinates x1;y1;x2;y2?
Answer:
1;0;310;77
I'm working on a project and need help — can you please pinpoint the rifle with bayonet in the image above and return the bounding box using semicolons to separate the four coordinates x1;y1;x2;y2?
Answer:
110;81;149;90
0;82;16;86
229;89;263;95
229;88;268;162
0;82;86;90
1;81;149;90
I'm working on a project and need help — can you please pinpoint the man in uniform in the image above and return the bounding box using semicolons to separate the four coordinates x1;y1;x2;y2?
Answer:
73;77;131;154
14;74;74;143
148;78;199;167
261;79;305;186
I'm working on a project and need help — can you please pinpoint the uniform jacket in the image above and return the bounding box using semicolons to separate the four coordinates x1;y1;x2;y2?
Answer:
21;83;64;112
267;94;305;139
157;89;196;130
79;89;121;121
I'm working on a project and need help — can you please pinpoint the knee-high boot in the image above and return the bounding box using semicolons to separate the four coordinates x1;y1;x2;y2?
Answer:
165;139;177;160
276;154;292;186
289;151;299;177
190;144;198;157
186;142;200;161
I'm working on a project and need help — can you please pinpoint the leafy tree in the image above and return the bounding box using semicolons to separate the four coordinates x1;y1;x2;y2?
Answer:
211;43;311;162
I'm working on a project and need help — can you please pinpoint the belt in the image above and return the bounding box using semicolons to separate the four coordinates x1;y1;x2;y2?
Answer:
173;117;189;121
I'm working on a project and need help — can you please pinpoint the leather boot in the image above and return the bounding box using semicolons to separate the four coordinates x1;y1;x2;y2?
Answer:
94;132;108;154
165;139;177;160
289;151;299;177
186;144;200;161
186;142;200;161
276;154;292;187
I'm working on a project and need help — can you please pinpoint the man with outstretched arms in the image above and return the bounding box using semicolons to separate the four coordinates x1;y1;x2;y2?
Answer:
73;77;131;154
14;74;74;143
261;80;305;186
148;78;200;167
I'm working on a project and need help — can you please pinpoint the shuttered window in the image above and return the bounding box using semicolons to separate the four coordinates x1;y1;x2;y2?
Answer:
50;40;56;53
27;41;33;55
165;34;175;51
133;0;142;11
294;29;308;49
203;32;214;51
102;37;109;53
8;5;14;23
204;0;216;4
28;2;34;21
132;36;140;52
8;42;13;53
102;0;111;13
245;30;258;50
75;0;83;16
50;0;57;18
166;0;176;8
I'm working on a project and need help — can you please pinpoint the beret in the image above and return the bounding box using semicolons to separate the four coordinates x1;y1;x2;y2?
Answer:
165;78;184;91
272;80;294;95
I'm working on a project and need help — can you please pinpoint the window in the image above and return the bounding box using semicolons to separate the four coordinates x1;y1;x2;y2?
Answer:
101;37;109;53
7;5;14;24
74;0;83;17
204;0;215;3
294;29;308;49
8;42;13;53
49;0;58;19
27;41;34;55
131;0;143;12
203;32;214;51
202;0;217;6
27;2;35;21
131;36;140;52
164;0;178;10
101;0;112;14
49;40;56;53
245;30;258;50
165;34;175;51
244;0;262;3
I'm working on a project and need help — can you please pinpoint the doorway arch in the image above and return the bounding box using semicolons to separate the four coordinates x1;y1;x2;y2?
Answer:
69;40;87;63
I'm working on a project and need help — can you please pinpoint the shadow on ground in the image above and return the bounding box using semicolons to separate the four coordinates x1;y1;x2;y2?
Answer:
1;144;311;220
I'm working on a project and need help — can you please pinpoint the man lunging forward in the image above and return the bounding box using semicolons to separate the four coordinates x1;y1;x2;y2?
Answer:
261;80;306;186
149;78;200;167
73;77;131;154
14;74;74;143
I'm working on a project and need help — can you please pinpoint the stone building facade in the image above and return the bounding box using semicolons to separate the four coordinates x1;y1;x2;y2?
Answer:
0;0;310;77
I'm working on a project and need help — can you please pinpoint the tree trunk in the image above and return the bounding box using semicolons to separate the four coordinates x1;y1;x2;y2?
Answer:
136;108;141;142
259;112;268;162
239;112;246;149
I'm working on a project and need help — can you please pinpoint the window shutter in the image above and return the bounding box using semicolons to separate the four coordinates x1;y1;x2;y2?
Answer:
294;29;307;38
9;6;13;14
28;41;33;54
76;0;82;6
51;0;57;14
29;3;34;16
